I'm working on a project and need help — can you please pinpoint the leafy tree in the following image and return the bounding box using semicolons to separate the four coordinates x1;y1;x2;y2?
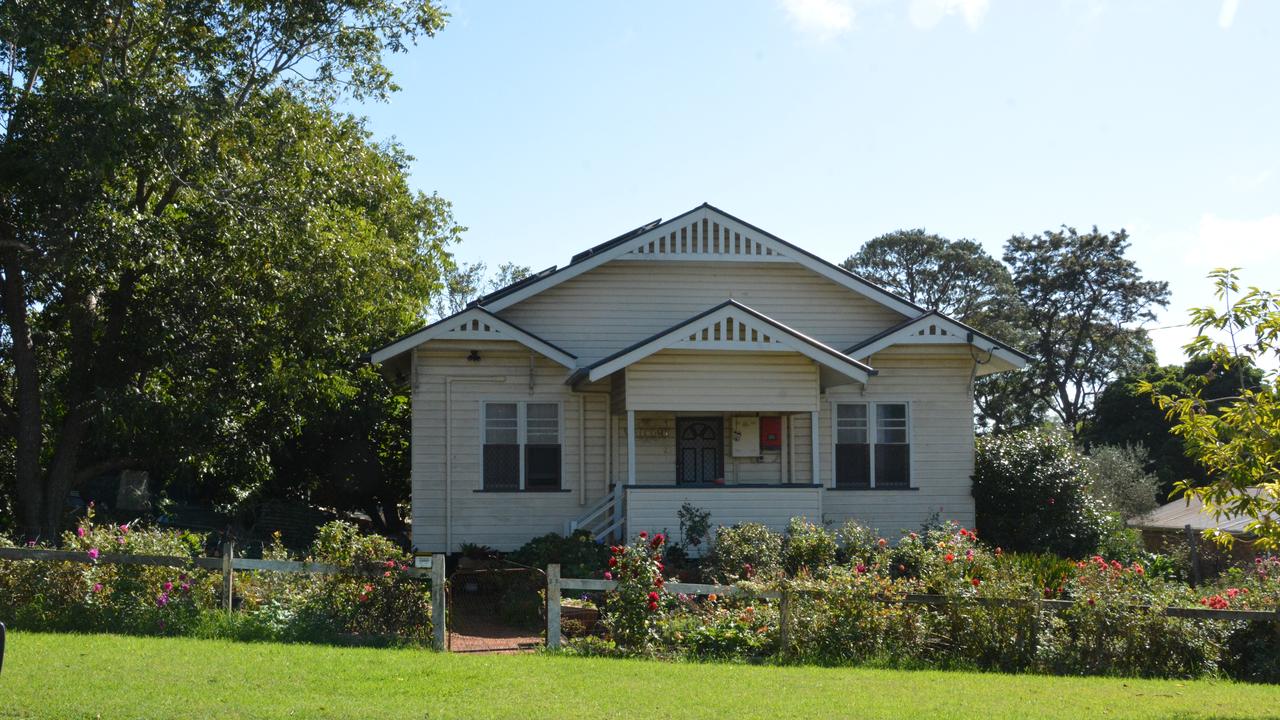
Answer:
0;1;453;540
1145;269;1280;549
265;367;411;535
843;230;1018;324
1083;360;1263;497
844;230;1042;430
431;261;531;319
1081;444;1160;520
1004;226;1168;434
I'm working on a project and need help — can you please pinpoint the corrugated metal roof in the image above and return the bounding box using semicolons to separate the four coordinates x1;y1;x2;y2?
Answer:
1129;487;1274;535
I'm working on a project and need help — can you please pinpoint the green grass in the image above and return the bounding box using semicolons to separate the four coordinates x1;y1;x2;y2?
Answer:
2;632;1279;719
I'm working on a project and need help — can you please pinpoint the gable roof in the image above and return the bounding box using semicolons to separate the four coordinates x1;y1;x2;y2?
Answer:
845;310;1031;370
369;307;577;369
472;203;925;318
569;300;875;385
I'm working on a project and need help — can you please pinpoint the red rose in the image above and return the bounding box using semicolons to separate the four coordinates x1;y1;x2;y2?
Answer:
648;591;659;601
608;557;617;567
971;577;980;587
944;553;955;564
647;600;659;611
639;531;648;539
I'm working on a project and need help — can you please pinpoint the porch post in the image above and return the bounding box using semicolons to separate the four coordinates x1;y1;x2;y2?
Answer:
810;410;820;486
627;410;637;485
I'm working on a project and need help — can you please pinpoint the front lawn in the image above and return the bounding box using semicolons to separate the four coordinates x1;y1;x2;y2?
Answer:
2;633;1279;719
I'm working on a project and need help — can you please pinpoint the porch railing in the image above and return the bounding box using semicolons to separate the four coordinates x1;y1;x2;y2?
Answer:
566;483;624;542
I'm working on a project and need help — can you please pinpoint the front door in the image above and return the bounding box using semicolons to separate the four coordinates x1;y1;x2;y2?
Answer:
676;417;724;485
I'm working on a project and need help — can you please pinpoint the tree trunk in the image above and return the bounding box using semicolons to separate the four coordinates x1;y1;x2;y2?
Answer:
41;404;94;540
1;251;44;541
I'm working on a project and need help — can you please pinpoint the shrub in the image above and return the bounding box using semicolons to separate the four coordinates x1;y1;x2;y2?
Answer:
1083;444;1161;520
508;531;610;579
1035;556;1225;677
705;522;782;583
0;505;211;637
782;518;838;577
677;503;712;551
668;598;779;660
972;427;1107;557
784;568;928;666
0;516;434;646
835;520;882;565
600;532;668;652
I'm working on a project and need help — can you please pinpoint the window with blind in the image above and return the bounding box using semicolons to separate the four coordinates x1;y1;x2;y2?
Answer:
835;402;910;489
483;402;561;491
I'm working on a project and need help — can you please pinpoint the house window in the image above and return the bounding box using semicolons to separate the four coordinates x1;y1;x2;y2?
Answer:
835;402;910;489
483;402;561;491
875;403;910;488
835;404;870;488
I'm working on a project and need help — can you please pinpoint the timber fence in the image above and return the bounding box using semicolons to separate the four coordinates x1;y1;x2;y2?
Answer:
0;545;448;650
545;565;1280;650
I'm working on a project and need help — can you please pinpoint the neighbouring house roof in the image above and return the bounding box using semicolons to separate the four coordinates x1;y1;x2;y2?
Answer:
567;299;876;385
368;306;577;369
470;203;927;318
845;310;1031;372
1129;487;1276;536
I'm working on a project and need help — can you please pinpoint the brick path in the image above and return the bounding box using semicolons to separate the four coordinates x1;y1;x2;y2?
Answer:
447;595;542;653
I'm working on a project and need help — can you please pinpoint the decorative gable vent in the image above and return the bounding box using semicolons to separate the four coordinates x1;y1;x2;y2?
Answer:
623;214;788;262
675;314;783;351
448;318;500;336
916;324;951;337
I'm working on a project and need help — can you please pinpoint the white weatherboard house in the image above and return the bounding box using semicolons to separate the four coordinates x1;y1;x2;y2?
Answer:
370;204;1029;553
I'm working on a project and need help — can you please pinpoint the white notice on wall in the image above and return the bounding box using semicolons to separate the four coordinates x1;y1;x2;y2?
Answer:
732;416;761;457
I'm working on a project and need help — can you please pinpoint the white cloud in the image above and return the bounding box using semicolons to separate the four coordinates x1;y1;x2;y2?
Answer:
1219;0;1240;29
780;0;856;40
908;0;991;30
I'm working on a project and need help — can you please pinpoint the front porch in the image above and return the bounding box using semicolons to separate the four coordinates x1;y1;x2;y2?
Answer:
564;300;874;542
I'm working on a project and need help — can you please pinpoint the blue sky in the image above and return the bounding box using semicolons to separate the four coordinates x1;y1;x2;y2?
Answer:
352;0;1279;364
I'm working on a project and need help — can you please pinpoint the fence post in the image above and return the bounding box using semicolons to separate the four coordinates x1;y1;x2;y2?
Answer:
431;553;447;651
1185;524;1201;588
779;589;791;656
221;541;235;613
546;563;561;650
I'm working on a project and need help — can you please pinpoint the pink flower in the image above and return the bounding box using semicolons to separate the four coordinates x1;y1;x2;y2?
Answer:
119;524;129;534
117;537;125;545
639;531;648;539
855;564;867;574
965;549;974;562
603;571;613;581
877;538;888;547
92;583;103;593
76;527;86;538
163;581;173;592
180;583;191;593
87;548;100;560
155;593;169;607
